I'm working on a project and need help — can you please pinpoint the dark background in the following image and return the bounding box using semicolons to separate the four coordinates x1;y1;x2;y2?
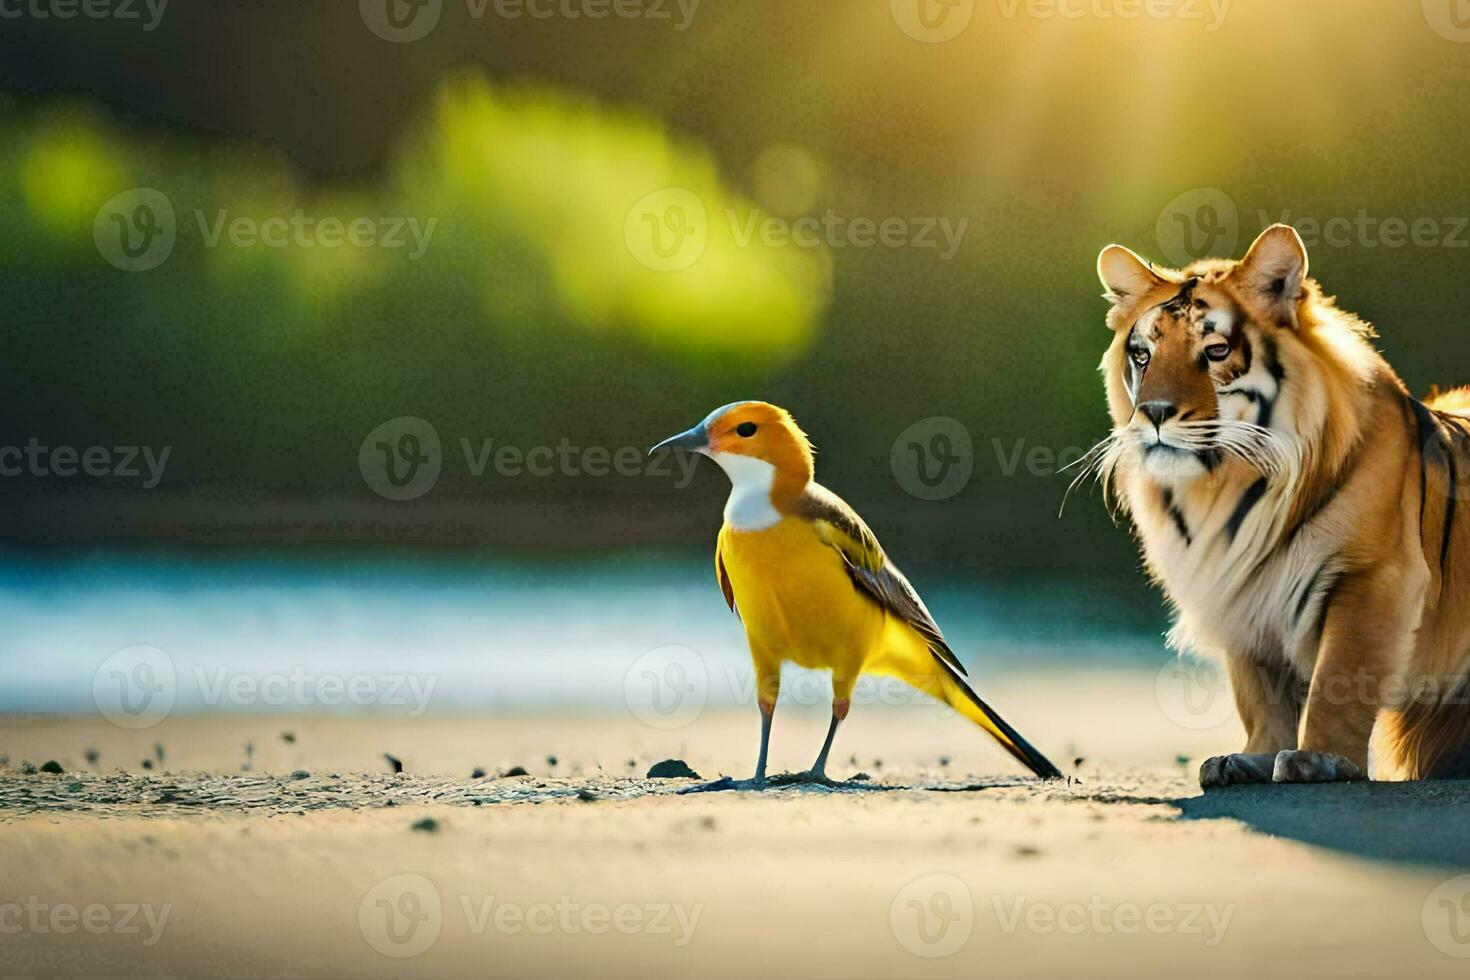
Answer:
2;0;1468;587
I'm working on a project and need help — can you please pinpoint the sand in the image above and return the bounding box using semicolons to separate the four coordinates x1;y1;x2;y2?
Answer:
3;669;1469;978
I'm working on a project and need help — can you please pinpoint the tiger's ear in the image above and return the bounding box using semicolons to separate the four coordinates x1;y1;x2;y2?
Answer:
1097;244;1166;306
1097;244;1170;331
1235;224;1308;329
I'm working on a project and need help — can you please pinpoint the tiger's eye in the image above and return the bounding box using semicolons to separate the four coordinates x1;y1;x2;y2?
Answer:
736;422;758;437
1205;343;1230;362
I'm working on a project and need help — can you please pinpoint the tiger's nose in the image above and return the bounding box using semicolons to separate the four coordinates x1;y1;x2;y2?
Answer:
1138;401;1178;430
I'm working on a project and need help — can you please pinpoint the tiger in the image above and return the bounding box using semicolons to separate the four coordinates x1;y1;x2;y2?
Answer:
1086;223;1470;786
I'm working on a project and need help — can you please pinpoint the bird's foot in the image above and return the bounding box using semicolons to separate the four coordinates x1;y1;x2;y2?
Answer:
768;770;839;788
676;776;769;795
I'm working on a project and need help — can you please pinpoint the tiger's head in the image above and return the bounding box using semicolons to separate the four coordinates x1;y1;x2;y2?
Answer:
1093;224;1322;486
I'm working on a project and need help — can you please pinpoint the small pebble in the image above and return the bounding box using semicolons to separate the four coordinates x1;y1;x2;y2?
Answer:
39;760;63;774
411;817;440;833
470;767;487;779
503;766;529;777
647;759;701;780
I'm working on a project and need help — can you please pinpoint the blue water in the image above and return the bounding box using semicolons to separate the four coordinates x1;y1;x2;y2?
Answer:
0;550;1164;715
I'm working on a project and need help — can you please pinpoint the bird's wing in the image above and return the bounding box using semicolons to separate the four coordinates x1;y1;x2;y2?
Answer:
796;483;968;677
715;533;737;616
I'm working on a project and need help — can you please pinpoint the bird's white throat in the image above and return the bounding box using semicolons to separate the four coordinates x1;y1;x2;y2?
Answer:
708;451;782;531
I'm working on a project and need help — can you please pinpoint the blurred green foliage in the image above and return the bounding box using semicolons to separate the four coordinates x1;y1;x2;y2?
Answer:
3;1;1470;585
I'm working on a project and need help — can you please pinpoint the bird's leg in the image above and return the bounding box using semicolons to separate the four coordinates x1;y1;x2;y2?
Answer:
752;667;780;786
754;698;775;785
808;697;850;781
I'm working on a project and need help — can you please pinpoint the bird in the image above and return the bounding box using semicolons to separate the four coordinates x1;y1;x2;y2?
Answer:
650;401;1062;784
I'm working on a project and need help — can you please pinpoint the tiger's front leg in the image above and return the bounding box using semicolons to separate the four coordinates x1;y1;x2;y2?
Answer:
1199;655;1303;788
1273;569;1419;783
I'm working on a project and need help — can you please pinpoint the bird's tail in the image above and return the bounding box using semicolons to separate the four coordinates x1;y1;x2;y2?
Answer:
872;624;1062;780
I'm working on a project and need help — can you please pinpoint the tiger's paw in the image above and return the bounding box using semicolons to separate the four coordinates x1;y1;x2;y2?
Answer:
1199;752;1277;789
1271;750;1365;783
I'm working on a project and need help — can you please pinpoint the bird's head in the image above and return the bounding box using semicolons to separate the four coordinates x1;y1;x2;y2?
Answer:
650;401;815;492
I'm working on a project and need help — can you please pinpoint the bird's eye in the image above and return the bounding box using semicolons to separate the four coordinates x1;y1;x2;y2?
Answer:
736;422;758;437
1130;348;1150;368
1205;342;1230;362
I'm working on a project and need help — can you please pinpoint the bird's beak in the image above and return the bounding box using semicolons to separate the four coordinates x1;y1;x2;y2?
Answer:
649;421;709;456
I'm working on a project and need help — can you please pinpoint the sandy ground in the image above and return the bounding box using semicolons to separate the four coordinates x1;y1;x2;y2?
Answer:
3;669;1470;978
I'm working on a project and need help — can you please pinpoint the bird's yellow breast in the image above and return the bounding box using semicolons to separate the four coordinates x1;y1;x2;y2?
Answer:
719;517;884;676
